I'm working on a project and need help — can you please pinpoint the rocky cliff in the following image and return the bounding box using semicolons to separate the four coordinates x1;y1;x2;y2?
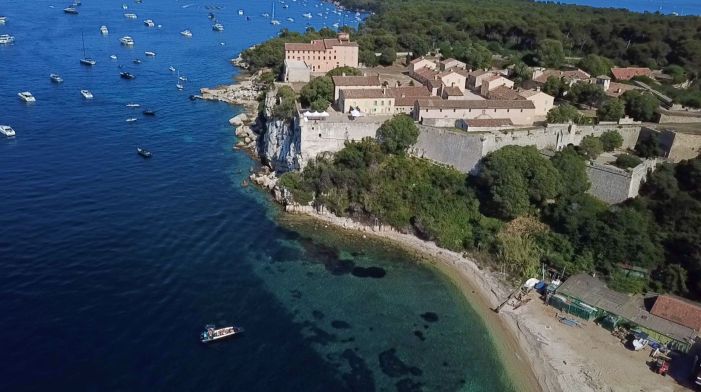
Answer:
259;89;301;173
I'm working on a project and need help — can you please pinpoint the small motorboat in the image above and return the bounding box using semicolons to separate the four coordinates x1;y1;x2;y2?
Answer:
176;82;184;90
144;51;156;57
110;54;118;60
0;34;14;44
133;58;142;64
0;16;7;24
120;71;135;79
80;89;94;99
200;324;244;343
178;75;187;81
126;103;140;108
18;91;36;103
169;66;176;72
238;9;244;16
137;147;152;158
0;125;16;137
144;19;155;27
50;73;64;83
126;117;137;123
212;23;224;31
180;29;192;37
143;109;156;116
124;13;137;19
100;25;109;35
64;7;79;14
120;36;134;46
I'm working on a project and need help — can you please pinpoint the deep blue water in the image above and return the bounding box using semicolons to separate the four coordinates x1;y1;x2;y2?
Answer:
542;0;701;15
0;1;517;391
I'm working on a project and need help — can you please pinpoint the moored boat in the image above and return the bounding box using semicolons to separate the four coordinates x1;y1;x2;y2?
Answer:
126;117;137;123
50;73;64;83
110;54;118;60
124;13;137;19
212;23;224;31
143;109;155;116
137;147;152;158
64;7;79;14
120;71;135;79
0;16;7;24
169;66;176;72
100;25;109;35
144;51;156;57
180;29;192;37
238;9;244;16
18;91;36;102
133;58;142;64
0;125;16;137
120;36;134;46
80;89;93;99
126;103;140;108
0;34;15;44
144;19;155;27
200;324;244;343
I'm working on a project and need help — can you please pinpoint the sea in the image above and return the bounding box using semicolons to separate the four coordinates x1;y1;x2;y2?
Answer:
542;0;701;15
0;1;519;391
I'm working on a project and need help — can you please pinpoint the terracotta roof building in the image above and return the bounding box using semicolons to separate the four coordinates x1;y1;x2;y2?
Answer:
338;88;395;114
531;68;591;85
414;98;537;127
331;75;382;101
651;295;701;332
611;67;653;81
284;32;359;73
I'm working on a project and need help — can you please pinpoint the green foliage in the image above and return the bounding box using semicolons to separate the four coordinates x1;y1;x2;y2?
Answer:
569;83;606;108
614;154;642;169
477;146;563;219
536;39;565;68
272;86;297;119
359;49;379;67
635;135;661;158
599;130;624;151
578;135;603;159
310;98;330;112
326;66;363;77
597;98;626;122
379;47;397;66
608;272;648;294
622;91;659;122
497;233;541;279
542;77;568;99
278;172;315;204
376;115;419;155
547;104;586;124
656;264;689;296
300;76;333;108
663;65;687;84
551;147;590;196
510;61;532;86
577;54;614;77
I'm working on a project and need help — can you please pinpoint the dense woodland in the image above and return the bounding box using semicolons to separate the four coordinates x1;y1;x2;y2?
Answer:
279;115;701;301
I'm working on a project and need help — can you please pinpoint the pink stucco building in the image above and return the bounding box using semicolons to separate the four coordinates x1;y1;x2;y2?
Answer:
284;33;359;73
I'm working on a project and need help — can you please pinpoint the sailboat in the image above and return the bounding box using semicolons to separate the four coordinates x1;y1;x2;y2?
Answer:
270;1;280;25
80;32;96;66
176;70;184;90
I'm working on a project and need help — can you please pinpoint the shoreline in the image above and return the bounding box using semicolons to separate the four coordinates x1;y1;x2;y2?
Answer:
279;205;561;392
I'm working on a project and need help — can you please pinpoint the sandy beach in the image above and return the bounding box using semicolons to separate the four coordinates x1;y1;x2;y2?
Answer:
278;205;688;392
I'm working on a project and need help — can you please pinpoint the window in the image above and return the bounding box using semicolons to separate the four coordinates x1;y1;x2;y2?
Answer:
381;100;384;106
374;100;377;105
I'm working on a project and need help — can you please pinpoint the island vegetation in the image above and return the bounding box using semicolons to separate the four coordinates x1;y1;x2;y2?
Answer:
279;115;701;301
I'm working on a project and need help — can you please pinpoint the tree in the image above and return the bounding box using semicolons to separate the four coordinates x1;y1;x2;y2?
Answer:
551;147;590;196
376;114;419;154
622;91;659;122
359;49;378;67
599;130;624;151
578;135;603;160
379;47;397;66
300;76;333;108
272;86;297;119
663;65;687;84
569;83;606;108
310;98;330;112
497;233;541;279
615;154;642;169
542;76;568;99
577;54;613;77
636;135;661;158
326;66;363;77
656;264;689;296
547;104;585;124
597;99;625;122
536;39;565;68
510;61;532;86
477;146;563;218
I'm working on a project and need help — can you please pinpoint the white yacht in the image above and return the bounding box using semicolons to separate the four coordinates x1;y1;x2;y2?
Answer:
212;23;224;31
18;91;36;103
238;9;244;16
287;17;294;22
303;13;312;18
180;29;192;37
110;54;118;60
0;34;15;44
0;125;15;137
50;73;64;83
100;25;109;35
80;89;94;99
144;51;156;57
126;118;137;123
124;13;137;19
122;4;128;10
169;66;176;72
0;16;7;24
126;103;140;108
120;36;134;46
144;19;155;27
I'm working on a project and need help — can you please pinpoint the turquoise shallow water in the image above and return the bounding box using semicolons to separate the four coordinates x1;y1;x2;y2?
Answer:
0;1;516;391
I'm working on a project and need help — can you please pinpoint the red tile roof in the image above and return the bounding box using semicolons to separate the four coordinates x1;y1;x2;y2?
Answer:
651;295;701;331
442;86;463;96
416;98;535;110
488;85;524;100
611;67;652;81
534;69;591;84
332;75;381;87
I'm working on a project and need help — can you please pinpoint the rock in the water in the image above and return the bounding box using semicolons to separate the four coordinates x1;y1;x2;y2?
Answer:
229;113;248;126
